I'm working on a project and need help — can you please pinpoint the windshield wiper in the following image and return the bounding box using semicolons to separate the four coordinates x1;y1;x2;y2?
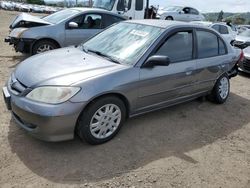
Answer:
87;49;121;64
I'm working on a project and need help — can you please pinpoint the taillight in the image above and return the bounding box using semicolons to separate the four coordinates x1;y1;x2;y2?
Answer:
237;50;244;64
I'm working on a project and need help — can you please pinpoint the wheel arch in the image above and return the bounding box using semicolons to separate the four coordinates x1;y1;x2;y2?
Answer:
31;38;61;53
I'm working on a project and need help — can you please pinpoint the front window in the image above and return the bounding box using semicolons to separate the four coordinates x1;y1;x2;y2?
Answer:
43;9;80;24
82;22;164;65
239;30;250;37
93;0;116;11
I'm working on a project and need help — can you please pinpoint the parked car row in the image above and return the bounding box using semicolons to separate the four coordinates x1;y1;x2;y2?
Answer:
0;1;61;14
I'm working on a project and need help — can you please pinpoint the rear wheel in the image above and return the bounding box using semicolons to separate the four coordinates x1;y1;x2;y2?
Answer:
77;96;126;145
208;74;230;104
32;40;58;55
165;16;173;20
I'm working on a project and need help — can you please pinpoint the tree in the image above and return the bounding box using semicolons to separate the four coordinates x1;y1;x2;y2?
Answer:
234;17;246;25
217;10;224;21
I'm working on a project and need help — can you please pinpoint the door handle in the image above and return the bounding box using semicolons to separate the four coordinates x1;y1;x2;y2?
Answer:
185;68;194;75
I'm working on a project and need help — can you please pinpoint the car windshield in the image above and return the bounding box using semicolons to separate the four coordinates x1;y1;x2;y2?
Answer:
239;30;250;37
162;6;182;12
43;9;80;24
93;0;116;11
82;22;164;65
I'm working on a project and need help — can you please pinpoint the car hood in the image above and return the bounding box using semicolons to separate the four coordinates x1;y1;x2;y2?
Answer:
14;47;127;87
10;13;51;29
235;35;250;43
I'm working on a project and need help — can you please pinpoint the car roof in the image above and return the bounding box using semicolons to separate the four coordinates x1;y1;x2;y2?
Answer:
125;19;210;30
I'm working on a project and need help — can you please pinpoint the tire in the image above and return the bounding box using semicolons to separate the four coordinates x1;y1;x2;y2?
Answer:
77;96;126;145
32;40;58;55
208;74;230;104
165;16;173;20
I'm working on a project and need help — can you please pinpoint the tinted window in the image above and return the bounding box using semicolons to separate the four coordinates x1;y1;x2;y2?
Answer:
135;0;143;11
197;30;218;58
220;25;229;34
219;38;226;55
183;7;191;14
190;8;199;15
104;14;124;27
156;31;193;63
117;0;131;11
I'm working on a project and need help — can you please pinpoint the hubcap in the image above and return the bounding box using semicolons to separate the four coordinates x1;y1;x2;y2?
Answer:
90;104;121;139
37;44;54;54
219;77;229;99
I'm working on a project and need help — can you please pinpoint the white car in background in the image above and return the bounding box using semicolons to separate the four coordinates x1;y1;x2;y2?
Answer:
158;6;205;21
211;23;237;44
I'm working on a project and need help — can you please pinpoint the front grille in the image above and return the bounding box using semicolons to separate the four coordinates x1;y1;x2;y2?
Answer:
243;59;250;71
8;74;27;95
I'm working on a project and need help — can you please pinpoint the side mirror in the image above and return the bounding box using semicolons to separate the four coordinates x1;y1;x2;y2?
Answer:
124;7;128;12
142;55;170;68
68;22;78;29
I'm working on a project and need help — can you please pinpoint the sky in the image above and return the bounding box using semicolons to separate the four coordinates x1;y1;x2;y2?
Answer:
150;0;250;13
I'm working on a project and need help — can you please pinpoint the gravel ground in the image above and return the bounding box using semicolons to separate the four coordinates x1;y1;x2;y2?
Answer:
0;10;250;188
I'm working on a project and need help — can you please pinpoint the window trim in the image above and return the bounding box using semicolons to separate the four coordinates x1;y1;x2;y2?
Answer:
194;28;228;60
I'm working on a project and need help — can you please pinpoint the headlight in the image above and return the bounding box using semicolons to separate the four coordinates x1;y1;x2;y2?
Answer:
26;86;80;104
9;28;28;38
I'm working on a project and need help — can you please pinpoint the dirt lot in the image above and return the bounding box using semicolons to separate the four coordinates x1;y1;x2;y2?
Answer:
0;10;250;188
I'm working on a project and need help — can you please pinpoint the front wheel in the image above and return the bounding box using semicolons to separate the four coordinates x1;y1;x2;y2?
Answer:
165;16;173;20
208;74;230;104
77;96;126;145
32;40;58;55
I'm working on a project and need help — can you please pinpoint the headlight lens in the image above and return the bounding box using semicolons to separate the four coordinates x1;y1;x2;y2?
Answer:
26;86;80;104
9;28;28;38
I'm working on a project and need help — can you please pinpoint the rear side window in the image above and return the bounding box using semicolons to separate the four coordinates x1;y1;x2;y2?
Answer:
196;30;226;58
155;31;193;63
104;14;124;27
190;8;199;15
135;0;143;11
220;25;229;34
211;24;220;32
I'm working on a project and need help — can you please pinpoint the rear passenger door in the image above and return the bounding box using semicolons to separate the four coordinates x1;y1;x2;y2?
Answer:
137;30;198;112
64;13;103;46
195;29;229;93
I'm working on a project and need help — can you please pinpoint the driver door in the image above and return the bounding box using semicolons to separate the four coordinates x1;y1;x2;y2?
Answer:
137;30;198;112
64;13;103;46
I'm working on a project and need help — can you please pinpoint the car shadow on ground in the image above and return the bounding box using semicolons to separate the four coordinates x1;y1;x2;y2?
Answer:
7;93;250;184
238;71;250;78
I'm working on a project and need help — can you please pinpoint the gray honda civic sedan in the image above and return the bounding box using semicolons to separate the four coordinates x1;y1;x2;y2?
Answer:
3;20;240;144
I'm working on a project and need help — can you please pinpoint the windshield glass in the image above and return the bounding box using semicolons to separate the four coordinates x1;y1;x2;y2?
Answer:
43;9;79;24
239;30;250;37
162;6;182;12
82;22;164;65
93;0;116;11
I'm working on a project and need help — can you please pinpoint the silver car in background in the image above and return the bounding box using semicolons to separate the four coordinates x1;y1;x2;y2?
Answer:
4;8;126;54
158;6;205;21
234;30;250;73
3;20;240;145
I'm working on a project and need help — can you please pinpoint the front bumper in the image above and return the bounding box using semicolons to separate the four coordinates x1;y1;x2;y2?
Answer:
3;86;86;142
4;37;35;54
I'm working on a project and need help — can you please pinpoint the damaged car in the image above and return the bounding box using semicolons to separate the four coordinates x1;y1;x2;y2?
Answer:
4;8;126;55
